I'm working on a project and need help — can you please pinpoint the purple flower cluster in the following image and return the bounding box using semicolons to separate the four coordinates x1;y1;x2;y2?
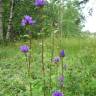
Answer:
58;75;64;81
52;50;65;63
53;56;60;63
52;91;64;96
34;0;46;7
20;45;29;53
60;50;65;57
21;15;35;26
58;75;64;87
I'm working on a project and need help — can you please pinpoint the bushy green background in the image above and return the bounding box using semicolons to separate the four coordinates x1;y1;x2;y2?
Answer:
3;0;82;39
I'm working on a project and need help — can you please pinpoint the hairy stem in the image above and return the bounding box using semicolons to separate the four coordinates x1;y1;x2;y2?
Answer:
41;35;46;96
29;38;32;96
25;53;29;75
49;32;55;94
61;58;64;92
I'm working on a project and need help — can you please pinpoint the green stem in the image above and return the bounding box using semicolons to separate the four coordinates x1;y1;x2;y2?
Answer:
61;58;64;76
49;63;52;94
49;31;55;94
61;58;64;92
30;83;32;96
51;32;54;61
41;36;46;96
25;53;29;75
56;64;59;88
29;39;31;76
29;38;32;96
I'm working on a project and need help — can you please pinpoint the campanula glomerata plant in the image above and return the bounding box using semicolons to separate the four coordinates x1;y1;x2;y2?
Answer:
20;15;35;96
20;0;66;96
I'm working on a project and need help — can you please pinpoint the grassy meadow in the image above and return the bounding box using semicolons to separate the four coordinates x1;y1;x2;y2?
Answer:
0;37;96;96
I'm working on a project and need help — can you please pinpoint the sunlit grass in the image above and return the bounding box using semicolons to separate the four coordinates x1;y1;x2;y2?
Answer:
0;37;96;96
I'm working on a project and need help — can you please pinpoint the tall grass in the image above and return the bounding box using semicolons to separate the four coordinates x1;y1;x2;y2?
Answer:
0;37;96;96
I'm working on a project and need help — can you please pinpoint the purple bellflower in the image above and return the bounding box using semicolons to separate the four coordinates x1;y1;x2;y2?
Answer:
58;75;64;87
20;45;29;53
60;50;65;57
53;56;60;63
21;15;35;26
52;91;64;96
34;0;46;7
58;75;64;81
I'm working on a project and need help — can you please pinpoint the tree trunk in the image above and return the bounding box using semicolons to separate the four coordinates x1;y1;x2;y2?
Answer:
0;0;3;40
6;0;14;40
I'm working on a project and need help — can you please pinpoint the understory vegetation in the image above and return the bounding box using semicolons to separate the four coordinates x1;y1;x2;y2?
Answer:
0;37;96;96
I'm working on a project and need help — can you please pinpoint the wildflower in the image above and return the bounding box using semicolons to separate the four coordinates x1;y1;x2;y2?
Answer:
52;91;64;96
60;50;65;57
20;45;29;53
21;15;35;26
53;56;60;63
58;75;64;87
58;75;64;81
34;0;46;7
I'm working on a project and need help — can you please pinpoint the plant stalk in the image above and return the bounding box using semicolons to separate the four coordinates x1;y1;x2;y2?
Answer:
29;38;32;96
41;34;46;96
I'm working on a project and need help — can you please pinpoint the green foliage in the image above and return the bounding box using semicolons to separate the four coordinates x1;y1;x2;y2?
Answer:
3;0;83;39
2;0;10;39
0;37;96;96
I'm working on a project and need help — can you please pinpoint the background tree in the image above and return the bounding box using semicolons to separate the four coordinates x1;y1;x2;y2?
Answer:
2;0;90;40
2;0;10;40
6;0;14;40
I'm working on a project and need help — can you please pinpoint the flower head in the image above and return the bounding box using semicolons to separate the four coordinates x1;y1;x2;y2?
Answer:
53;56;60;63
58;75;64;87
20;45;29;53
52;91;64;96
58;75;64;81
21;15;35;26
60;50;65;57
34;0;46;7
